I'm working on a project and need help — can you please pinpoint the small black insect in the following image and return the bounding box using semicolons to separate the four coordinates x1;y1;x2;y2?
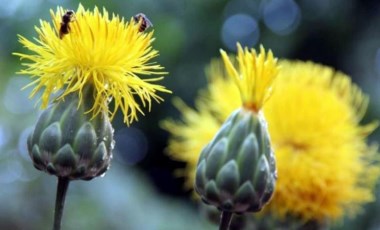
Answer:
59;10;75;39
133;13;153;32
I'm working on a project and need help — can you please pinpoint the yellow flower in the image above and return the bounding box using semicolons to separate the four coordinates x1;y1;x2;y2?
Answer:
162;43;279;188
263;60;379;221
163;58;380;221
14;4;170;125
220;43;279;112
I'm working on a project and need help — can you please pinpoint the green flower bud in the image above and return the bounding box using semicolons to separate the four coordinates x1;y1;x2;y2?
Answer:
195;108;277;213
27;87;114;180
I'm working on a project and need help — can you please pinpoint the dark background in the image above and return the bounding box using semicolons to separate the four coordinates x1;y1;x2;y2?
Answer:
1;0;380;229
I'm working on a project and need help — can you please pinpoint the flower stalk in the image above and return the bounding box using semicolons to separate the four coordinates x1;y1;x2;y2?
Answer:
219;211;233;230
53;177;70;230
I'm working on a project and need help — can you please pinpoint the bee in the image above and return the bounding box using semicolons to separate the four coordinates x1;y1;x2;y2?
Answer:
59;10;75;39
133;13;153;32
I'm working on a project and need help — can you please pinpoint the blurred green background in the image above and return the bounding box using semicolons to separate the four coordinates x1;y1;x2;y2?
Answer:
1;0;380;229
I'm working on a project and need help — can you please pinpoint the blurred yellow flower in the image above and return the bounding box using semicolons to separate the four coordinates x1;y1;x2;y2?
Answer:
263;60;379;221
163;57;380;221
14;4;170;125
161;98;221;189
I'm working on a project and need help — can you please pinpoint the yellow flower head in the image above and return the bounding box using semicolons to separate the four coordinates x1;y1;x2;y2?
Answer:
263;60;380;221
163;57;380;221
220;43;279;112
14;4;170;125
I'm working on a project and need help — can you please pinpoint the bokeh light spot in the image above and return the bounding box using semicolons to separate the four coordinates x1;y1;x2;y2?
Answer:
0;125;11;150
3;77;36;114
222;14;259;51
262;0;301;35
114;127;148;165
0;156;23;184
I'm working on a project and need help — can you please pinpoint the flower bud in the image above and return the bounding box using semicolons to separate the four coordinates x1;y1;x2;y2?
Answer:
27;88;114;180
195;108;276;213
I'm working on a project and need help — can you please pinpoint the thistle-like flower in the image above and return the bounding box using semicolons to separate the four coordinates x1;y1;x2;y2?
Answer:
192;44;279;229
14;4;170;125
262;61;380;222
14;4;170;229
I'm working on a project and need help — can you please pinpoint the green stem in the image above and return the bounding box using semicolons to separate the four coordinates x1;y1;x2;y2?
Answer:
53;177;70;230
219;211;233;230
